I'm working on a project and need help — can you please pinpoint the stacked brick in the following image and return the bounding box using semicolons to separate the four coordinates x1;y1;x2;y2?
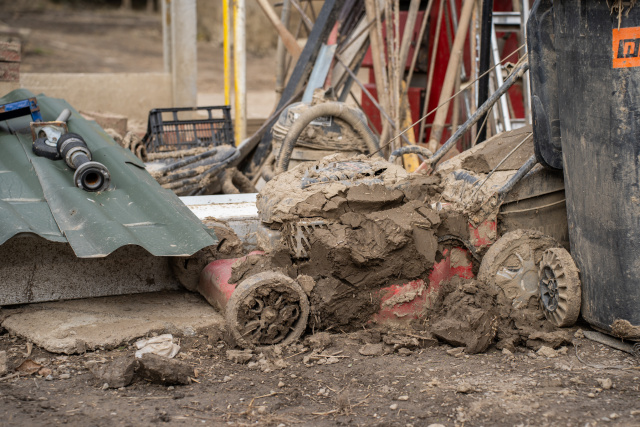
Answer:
0;42;20;83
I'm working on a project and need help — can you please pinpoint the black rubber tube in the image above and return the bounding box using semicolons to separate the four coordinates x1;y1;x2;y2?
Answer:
477;0;495;145
388;146;434;164
274;102;381;175
155;148;219;176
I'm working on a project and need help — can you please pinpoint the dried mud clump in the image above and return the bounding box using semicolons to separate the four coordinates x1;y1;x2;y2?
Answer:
423;277;572;354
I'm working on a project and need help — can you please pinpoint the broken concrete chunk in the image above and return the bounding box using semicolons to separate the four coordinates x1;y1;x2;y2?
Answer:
226;349;254;364
90;357;137;389
137;354;193;385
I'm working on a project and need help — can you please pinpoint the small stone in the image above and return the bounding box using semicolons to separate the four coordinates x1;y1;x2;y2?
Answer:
137;354;193;385
630;409;640;416
278;381;285;388
0;351;7;376
226;350;254;364
325;357;340;365
574;329;584;339
587;393;595;398
305;332;333;350
257;406;267;414
101;383;109;390
610;413;619;420
89;357;137;389
223;376;232;383
359;343;384;357
597;378;613;390
502;348;513;356
446;347;464;358
537;346;557;358
45;375;53;381
397;348;413;356
59;373;71;379
38;368;52;377
456;383;474;394
390;403;398;410
397;395;409;401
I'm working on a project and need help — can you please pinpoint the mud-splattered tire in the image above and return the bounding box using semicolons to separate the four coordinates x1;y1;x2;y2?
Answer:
538;247;581;327
478;230;561;306
226;271;309;349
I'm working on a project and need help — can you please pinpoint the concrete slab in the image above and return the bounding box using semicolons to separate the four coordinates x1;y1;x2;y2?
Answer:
1;291;225;354
182;193;259;250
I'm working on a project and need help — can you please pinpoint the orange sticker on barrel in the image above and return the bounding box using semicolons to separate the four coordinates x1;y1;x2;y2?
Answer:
613;27;640;68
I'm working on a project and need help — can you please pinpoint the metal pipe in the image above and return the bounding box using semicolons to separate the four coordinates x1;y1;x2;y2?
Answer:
477;0;494;144
57;133;111;192
223;0;231;105
497;154;536;198
429;60;529;165
233;0;247;144
491;21;512;132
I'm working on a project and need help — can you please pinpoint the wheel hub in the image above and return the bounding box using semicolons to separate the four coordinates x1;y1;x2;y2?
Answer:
540;266;559;312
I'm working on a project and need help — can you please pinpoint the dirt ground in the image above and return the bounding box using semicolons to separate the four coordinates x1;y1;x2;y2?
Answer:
1;3;639;427
1;1;277;95
0;322;638;426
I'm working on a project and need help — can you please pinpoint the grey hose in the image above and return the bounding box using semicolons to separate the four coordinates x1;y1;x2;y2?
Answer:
388;146;434;164
274;102;381;175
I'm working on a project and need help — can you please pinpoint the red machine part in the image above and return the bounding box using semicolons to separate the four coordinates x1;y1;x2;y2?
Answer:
197;251;264;311
200;246;480;329
370;247;474;327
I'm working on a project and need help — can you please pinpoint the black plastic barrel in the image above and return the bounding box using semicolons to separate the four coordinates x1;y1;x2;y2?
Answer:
529;0;640;335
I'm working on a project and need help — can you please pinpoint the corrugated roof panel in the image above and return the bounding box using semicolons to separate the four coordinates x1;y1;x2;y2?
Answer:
0;89;217;257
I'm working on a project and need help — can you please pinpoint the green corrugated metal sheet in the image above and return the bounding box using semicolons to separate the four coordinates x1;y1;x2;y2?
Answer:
0;89;217;257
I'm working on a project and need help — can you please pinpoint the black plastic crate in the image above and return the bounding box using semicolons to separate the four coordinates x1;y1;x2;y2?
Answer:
143;106;234;152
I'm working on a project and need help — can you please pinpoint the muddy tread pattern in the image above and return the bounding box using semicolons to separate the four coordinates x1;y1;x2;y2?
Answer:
539;247;581;327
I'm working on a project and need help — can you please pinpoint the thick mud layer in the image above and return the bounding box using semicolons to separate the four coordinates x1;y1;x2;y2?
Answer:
254;155;443;332
423;277;573;354
249;153;570;353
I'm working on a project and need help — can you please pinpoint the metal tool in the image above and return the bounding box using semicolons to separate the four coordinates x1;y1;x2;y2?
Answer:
57;132;111;192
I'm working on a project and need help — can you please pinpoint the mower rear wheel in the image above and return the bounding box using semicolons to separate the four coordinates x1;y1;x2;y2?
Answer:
539;247;581;327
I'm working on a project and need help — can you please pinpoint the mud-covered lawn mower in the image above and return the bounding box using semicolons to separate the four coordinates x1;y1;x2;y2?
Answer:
193;119;583;350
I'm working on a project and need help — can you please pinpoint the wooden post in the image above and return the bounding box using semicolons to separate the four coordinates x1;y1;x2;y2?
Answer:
365;0;392;148
427;0;475;152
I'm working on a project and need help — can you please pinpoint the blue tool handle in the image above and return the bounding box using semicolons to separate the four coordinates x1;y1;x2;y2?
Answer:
0;97;43;122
